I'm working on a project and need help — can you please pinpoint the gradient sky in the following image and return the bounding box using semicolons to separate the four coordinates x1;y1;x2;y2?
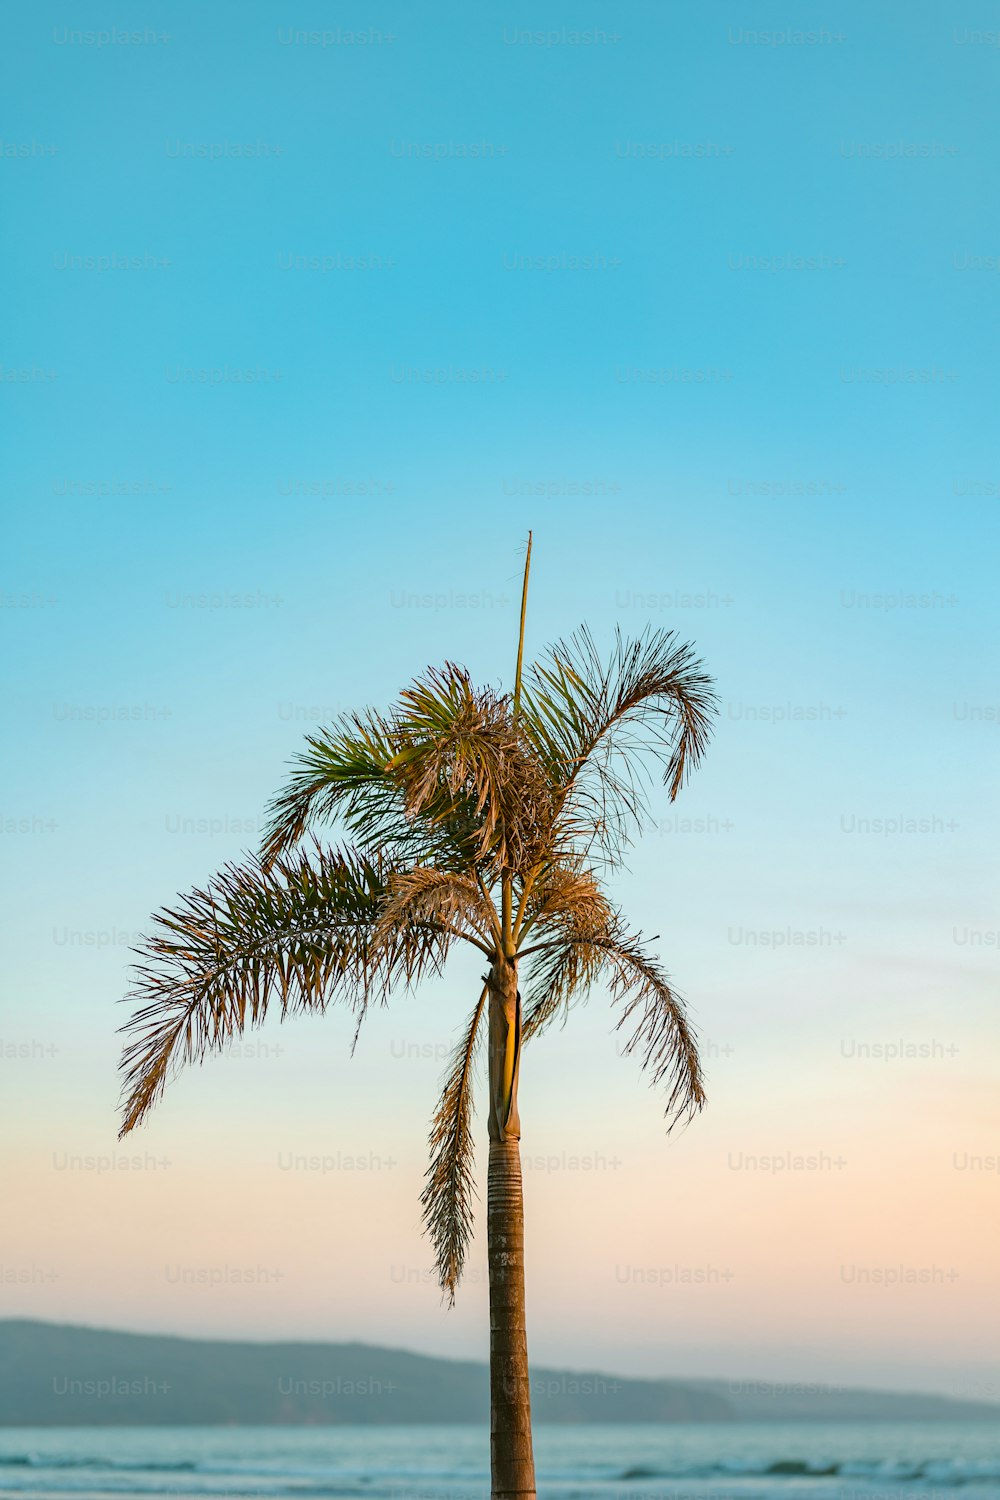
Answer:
2;1;998;1405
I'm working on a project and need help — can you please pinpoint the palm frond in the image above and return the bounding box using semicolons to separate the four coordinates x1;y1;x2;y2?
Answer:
376;868;500;958
595;928;706;1126
523;921;705;1127
262;673;552;878
420;985;488;1303
118;844;448;1136
390;663;554;874
519;861;614;944
260;711;401;868
520;625;717;863
521;935;604;1042
519;863;616;1036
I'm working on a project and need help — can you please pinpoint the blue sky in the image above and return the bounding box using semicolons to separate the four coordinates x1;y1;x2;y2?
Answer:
2;1;998;1399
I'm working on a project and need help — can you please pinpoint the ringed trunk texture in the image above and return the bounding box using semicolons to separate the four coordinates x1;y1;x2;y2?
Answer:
487;960;536;1500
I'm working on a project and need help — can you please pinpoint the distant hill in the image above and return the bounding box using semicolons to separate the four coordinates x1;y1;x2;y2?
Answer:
0;1320;996;1425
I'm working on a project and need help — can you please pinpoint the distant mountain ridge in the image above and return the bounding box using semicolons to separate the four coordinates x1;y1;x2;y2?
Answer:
0;1320;995;1425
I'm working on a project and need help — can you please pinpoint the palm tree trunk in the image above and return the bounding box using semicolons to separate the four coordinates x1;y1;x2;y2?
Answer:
487;960;536;1500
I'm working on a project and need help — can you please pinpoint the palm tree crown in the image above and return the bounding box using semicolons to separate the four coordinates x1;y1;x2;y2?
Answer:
119;609;717;1301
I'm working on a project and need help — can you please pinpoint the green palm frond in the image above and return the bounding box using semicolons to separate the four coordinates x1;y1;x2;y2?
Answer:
520;625;717;862
420;985;488;1302
118;844;451;1136
260;711;402;869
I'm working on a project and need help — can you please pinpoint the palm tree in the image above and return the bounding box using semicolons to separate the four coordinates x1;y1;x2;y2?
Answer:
118;535;717;1499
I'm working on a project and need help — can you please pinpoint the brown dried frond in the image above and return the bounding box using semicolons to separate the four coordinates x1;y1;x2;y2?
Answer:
420;986;488;1302
522;916;705;1127
595;928;706;1127
522;862;615;940
376;868;499;958
389;663;556;876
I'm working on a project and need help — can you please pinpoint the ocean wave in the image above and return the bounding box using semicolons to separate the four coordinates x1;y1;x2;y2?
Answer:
616;1458;1000;1485
3;1451;1000;1497
0;1459;198;1473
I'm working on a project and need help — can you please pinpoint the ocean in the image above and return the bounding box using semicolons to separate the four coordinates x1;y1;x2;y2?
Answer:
0;1424;998;1500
